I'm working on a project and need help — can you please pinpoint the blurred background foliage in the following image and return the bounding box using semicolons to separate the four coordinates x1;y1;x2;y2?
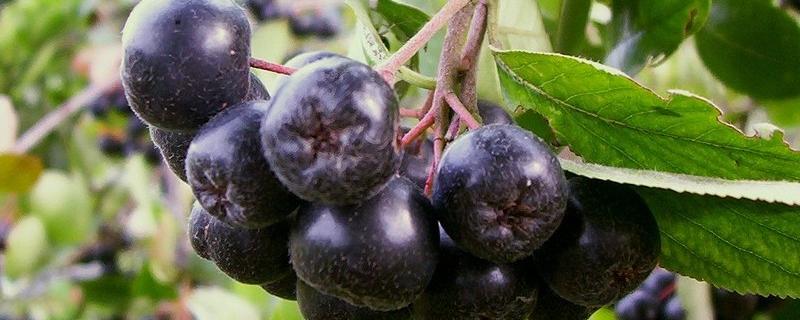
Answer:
0;0;799;319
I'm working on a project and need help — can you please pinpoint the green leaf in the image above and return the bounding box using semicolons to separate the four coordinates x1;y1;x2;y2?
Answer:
606;0;710;75
560;158;800;206
493;49;800;182
639;189;800;297
28;170;92;245
375;0;430;38
4;215;48;278
131;264;178;301
188;287;261;320
554;0;592;55
80;273;134;310
0;153;42;193
269;299;303;320
695;0;800;99
488;0;552;51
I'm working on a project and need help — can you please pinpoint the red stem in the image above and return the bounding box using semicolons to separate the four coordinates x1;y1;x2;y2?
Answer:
444;92;481;130
445;115;462;141
249;58;296;75
460;0;489;70
401;105;437;146
400;108;422;118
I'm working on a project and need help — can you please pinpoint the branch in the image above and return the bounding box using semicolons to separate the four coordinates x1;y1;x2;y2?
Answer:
249;58;296;75
376;0;473;84
444;93;480;130
460;0;488;70
13;82;118;154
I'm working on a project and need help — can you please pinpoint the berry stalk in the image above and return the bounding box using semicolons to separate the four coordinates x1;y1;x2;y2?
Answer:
249;57;297;75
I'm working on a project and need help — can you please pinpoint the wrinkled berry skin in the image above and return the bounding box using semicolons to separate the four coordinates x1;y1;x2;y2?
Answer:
530;285;596;320
413;231;538;320
121;0;251;131
297;281;412;320
432;124;568;263
536;177;661;307
615;290;660;320
478;100;514;125
188;203;292;284
262;57;400;205
150;127;194;181
290;177;438;311
261;272;298;301
245;73;270;100
187;101;299;228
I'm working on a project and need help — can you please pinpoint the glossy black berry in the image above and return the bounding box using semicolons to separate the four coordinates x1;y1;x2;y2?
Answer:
98;135;126;157
398;128;433;190
615;290;659;320
536;177;661;307
188;202;213;260
478;100;514;125
290;177;438;311
530;285;597;320
662;296;686;320
432;124;568;263
150;127;194;181
121;0;251;131
188;203;292;284
297;281;412;320
712;288;758;320
261;271;298;301
245;73;270;101
413;231;538;320
262;57;400;205
187;100;300;228
289;7;340;39
640;268;676;296
246;0;282;22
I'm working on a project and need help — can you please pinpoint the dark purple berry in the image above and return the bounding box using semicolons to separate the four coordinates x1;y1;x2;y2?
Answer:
121;0;251;131
536;177;661;307
290;177;438;311
297;281;411;320
662;296;686;320
245;73;270;101
615;290;660;320
398;128;433;190
432;124;568;263
187;100;300;228
261;272;298;301
150;127;193;181
188;203;292;284
478;100;514;125
261;57;400;205
246;0;283;22
640;268;676;296
412;230;538;320
530;285;597;320
289;7;340;39
98;135;126;157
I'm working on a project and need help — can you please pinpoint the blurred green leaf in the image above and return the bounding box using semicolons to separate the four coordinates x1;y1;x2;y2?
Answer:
188;287;260;320
269;299;302;320
375;0;429;38
639;189;800;298
695;0;800;99
763;98;800;127
554;0;592;55
489;0;552;51
28;170;92;245
606;0;710;75
494;50;800;182
5;215;48;278
132;264;178;301
80;273;134;310
0;153;43;193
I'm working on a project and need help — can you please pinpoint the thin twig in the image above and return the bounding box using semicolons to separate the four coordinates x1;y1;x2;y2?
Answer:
13;82;118;153
249;58;296;75
400;108;422;118
444;92;480;130
401;106;437;146
376;0;473;84
460;0;488;70
445;116;462;142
